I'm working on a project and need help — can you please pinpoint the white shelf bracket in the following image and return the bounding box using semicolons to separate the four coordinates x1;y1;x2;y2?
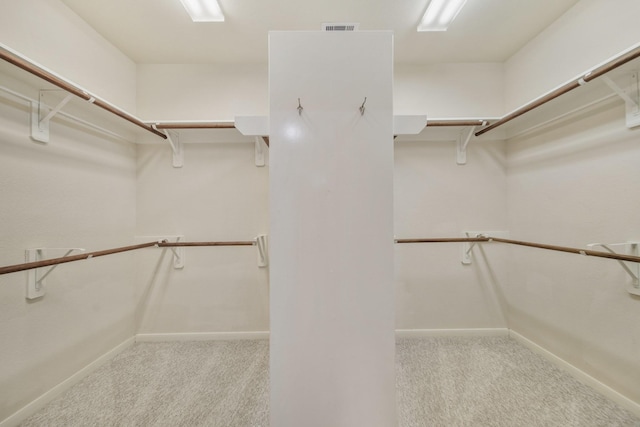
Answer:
601;74;640;128
587;242;640;296
25;247;85;300
461;230;509;265
161;129;183;168
30;91;73;143
461;232;484;265
168;236;185;269
256;234;268;268
457;123;484;165
135;235;185;269
255;136;265;167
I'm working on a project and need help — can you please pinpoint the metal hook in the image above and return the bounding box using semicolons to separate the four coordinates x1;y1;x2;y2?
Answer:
359;97;367;115
297;98;303;116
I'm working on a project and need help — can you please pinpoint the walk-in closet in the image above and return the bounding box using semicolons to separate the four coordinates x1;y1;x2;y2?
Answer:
1;0;639;426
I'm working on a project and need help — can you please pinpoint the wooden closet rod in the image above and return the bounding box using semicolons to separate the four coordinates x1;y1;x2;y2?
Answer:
489;237;640;263
158;241;255;247
153;122;236;129
396;238;490;243
0;242;161;276
152;119;492;131
426;119;490;127
0;240;257;276
3;236;637;276
0;46;167;140
475;45;640;137
396;236;640;264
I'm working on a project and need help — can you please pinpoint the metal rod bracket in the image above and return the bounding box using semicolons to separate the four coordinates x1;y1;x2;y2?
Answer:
255;136;265;167
162;130;183;168
25;247;85;300
30;91;74;143
256;234;268;267
457;124;483;165
587;242;640;295
461;230;508;265
169;245;185;269
601;73;640;128
135;235;185;268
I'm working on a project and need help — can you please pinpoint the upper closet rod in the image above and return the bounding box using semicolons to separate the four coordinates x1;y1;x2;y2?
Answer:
154;122;236;129
0;45;167;140
475;45;640;137
427;119;490;127
150;119;492;131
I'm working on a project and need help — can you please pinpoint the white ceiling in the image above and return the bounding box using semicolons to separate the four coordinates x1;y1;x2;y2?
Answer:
61;0;580;65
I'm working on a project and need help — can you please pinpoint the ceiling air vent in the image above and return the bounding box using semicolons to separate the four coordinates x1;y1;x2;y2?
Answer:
322;23;359;32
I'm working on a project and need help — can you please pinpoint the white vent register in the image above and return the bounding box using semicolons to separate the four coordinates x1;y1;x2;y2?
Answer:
322;22;359;31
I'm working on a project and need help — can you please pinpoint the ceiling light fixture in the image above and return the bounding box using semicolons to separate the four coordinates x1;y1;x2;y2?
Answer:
418;0;467;32
179;0;224;22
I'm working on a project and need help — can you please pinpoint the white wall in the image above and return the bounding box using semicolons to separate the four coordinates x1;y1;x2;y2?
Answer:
135;142;269;334
395;138;508;330
504;0;640;111
0;0;140;422
395;63;504;117
0;0;137;112
136;64;269;120
0;75;137;421
506;102;640;405
137;62;504;120
503;0;640;406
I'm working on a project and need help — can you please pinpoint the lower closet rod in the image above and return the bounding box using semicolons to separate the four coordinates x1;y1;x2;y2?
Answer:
0;240;257;276
158;241;254;247
3;237;638;277
0;241;161;276
396;237;640;264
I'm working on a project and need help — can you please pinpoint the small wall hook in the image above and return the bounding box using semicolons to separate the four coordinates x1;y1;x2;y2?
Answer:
359;97;367;116
297;98;303;116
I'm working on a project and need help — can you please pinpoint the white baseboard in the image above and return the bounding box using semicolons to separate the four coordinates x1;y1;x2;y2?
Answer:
135;331;270;342
509;330;640;418
0;337;135;427
135;329;509;343
395;328;509;338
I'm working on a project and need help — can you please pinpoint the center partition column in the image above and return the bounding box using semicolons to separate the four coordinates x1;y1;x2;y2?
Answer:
269;31;396;426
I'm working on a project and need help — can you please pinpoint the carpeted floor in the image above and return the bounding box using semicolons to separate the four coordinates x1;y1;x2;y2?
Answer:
20;337;640;426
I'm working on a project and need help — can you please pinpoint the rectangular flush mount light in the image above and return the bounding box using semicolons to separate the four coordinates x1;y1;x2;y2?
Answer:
179;0;224;22
418;0;467;31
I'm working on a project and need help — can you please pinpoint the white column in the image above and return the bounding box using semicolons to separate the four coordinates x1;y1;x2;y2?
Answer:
269;31;396;427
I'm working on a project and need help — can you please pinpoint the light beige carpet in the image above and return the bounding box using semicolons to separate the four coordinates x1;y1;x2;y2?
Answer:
20;337;640;426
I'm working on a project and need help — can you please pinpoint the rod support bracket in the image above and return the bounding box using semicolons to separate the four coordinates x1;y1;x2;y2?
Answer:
461;230;508;265
601;73;640;128
30;91;74;143
457;124;483;165
255;136;265;167
169;246;185;269
256;234;268;267
587;242;640;295
25;247;85;300
162;129;183;168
